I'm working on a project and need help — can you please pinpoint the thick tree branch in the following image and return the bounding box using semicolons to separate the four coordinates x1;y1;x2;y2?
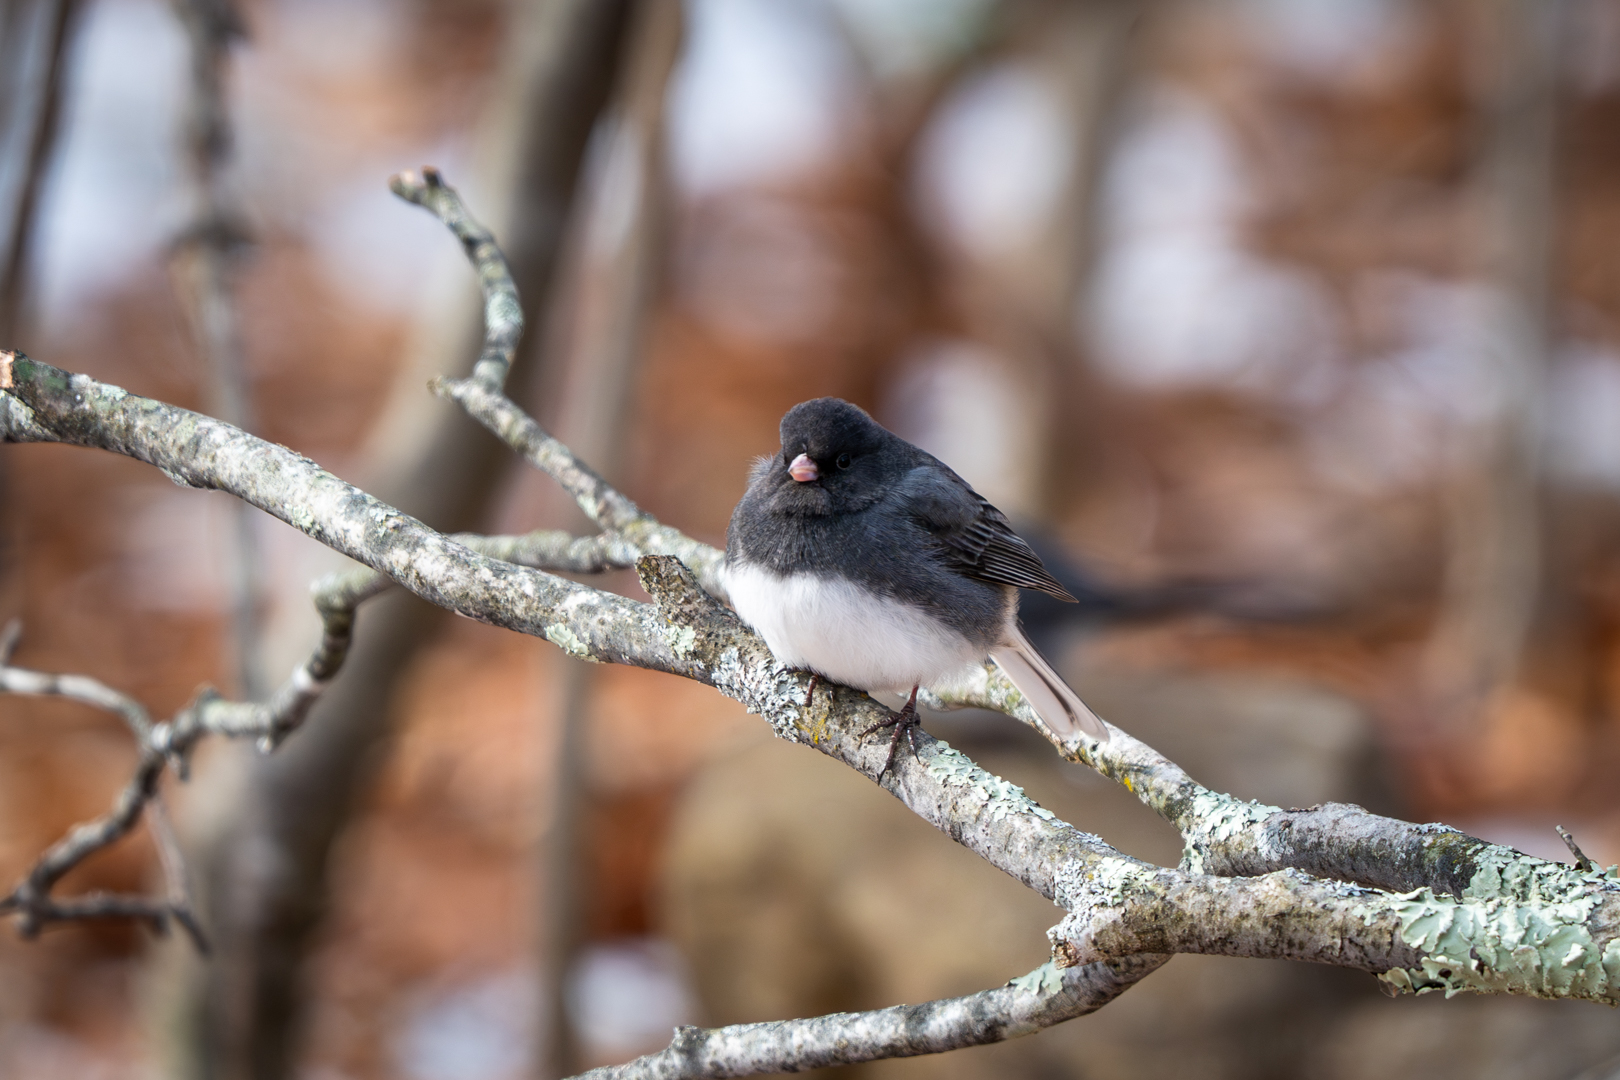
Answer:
0;349;695;675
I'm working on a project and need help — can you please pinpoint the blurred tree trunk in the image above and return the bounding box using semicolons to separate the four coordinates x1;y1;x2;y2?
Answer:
0;0;81;348
0;0;82;637
167;0;263;705
536;3;682;1073
170;3;636;1078
1002;0;1146;339
984;0;1149;520
1423;0;1565;731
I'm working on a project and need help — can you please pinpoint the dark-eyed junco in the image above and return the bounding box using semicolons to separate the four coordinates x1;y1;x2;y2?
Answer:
725;397;1108;772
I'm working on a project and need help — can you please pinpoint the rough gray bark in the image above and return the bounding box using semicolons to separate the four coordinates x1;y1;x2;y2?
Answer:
7;171;1620;1080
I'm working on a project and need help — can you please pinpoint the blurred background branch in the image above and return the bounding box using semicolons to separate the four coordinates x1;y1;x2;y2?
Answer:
0;0;82;346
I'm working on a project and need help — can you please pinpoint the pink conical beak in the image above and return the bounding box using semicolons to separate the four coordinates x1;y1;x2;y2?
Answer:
788;453;819;482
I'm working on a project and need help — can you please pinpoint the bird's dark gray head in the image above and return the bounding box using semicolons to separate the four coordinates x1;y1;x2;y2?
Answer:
753;397;913;517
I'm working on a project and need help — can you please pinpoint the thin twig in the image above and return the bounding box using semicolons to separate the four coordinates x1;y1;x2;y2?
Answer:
389;167;523;392
0;619;154;739
1558;825;1595;872
148;793;209;952
396;169;723;590
0;517;668;944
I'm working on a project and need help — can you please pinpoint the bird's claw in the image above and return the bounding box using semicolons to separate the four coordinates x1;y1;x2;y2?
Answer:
858;696;922;781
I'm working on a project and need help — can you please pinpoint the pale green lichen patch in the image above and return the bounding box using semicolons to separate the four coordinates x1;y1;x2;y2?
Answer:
488;293;522;330
1087;860;1138;908
1008;962;1064;997
1181;790;1280;872
1464;846;1618;903
1051;855;1143;919
1373;850;1620;1000
0;393;49;441
544;622;596;661
667;624;698;659
1603;938;1620;989
924;741;1056;823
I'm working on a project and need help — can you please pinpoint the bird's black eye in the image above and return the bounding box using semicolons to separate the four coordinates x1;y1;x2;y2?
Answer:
836;453;852;470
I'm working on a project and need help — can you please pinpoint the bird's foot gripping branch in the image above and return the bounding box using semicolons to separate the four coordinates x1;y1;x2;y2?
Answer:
5;172;1620;1080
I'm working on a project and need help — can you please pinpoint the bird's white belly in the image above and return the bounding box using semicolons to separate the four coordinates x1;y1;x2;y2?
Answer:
723;563;984;692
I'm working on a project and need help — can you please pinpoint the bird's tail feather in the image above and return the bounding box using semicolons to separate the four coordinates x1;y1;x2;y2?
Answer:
990;629;1109;742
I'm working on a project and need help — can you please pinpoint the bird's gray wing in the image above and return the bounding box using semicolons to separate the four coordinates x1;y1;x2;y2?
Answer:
895;466;1076;602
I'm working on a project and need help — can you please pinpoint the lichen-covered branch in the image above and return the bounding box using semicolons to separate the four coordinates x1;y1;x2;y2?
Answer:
390;168;523;392
0;349;696;678
631;557;1620;1007
574;957;1166;1080
927;663;1566;905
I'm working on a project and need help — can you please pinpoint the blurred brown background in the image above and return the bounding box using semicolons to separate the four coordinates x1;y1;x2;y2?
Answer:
5;0;1620;1077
